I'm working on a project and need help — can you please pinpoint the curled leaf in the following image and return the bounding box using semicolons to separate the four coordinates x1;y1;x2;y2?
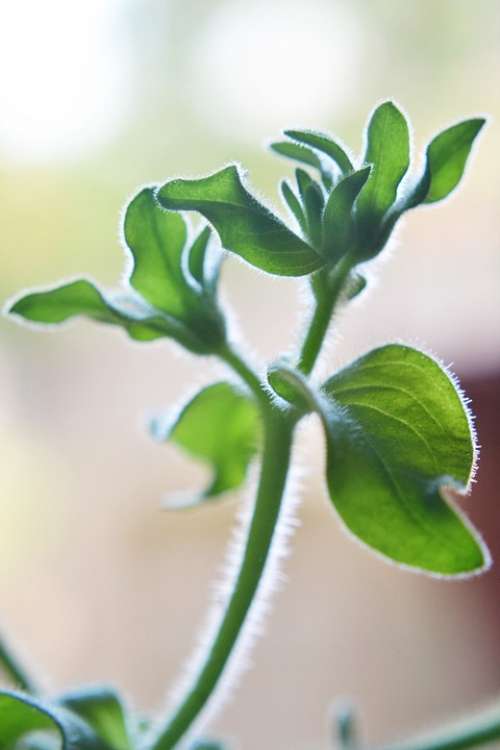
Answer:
0;690;111;750
157;165;323;277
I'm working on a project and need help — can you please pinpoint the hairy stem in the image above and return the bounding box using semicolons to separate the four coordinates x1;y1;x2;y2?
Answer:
0;635;38;694
151;361;294;750
298;253;354;375
381;707;500;750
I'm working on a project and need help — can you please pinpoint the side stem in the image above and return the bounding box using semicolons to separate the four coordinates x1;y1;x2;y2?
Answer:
298;253;354;375
380;708;500;750
151;360;294;750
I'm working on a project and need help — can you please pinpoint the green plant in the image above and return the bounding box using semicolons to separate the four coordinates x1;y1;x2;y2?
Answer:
2;101;495;750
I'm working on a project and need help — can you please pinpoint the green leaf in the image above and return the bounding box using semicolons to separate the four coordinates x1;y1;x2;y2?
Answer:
355;101;410;244
406;118;486;207
124;188;194;319
280;180;307;236
345;272;367;300
8;280;206;352
58;687;133;750
295;169;324;248
322;167;371;260
270;141;332;189
0;691;111;750
270;141;324;172
322;344;487;575
151;382;261;507
187;226;212;287
285;129;353;175
157;165;323;277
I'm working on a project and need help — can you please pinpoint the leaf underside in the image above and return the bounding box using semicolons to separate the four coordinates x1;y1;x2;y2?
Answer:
152;382;261;507
321;344;485;575
0;691;111;750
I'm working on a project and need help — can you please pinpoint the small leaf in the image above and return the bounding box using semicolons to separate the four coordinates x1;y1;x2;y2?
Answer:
8;280;206;352
355;101;410;244
322;344;487;575
345;272;367;300
406;118;486;207
151;382;261;505
295;169;324;248
124;188;194;319
187;226;212;287
157;165;323;277
0;690;111;750
285;129;353;175
270;141;324;172
322;167;371;260
58;687;133;750
280;180;307;235
270;140;332;189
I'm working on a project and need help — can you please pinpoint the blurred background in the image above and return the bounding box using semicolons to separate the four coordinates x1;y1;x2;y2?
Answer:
1;1;500;748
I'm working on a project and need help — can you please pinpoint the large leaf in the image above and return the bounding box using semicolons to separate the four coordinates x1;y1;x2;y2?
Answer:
124;188;194;318
157;165;323;276
355;101;410;244
406;118;486;207
151;382;261;507
322;344;487;575
284;129;353;175
0;691;111;750
58;687;133;750
7;280;205;351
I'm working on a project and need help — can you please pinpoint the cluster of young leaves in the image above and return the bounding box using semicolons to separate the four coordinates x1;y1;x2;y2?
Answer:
9;189;226;355
5;101;488;746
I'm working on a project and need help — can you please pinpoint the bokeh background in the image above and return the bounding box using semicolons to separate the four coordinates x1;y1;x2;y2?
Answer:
1;1;500;748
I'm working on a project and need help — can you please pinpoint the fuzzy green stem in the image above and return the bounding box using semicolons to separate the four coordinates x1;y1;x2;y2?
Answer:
151;384;294;750
380;708;500;750
0;635;38;694
298;253;354;376
217;344;265;404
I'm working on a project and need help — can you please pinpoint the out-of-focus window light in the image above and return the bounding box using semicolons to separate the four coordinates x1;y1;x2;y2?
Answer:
188;0;363;141
0;0;129;163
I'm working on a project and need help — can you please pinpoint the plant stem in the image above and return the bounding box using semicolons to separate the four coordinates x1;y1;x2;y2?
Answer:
381;707;500;750
298;253;354;375
0;635;38;694
217;344;265;404
151;386;294;749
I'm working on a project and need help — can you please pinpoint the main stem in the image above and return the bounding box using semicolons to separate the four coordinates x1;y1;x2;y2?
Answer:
152;257;349;748
152;365;294;750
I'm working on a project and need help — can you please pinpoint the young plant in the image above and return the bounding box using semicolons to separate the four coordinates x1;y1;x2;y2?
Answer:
2;102;494;750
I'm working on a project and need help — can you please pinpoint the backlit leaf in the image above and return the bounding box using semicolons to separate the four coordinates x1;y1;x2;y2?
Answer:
322;344;487;575
285;129;353;175
322;167;371;260
0;691;111;750
157;165;323;276
124;188;194;318
406;118;486;207
280;180;307;235
355;102;410;245
151;382;261;506
8;280;205;351
58;687;133;750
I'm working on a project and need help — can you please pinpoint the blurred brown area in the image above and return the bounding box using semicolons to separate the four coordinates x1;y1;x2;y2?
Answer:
1;1;500;749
